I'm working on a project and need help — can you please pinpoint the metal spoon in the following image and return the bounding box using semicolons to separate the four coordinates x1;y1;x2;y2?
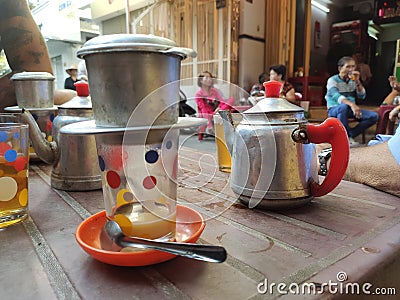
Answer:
101;220;227;263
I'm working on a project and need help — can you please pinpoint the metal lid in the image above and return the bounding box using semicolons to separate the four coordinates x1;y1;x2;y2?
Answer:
59;96;92;109
77;34;196;59
245;81;303;114
10;72;55;81
245;97;303;114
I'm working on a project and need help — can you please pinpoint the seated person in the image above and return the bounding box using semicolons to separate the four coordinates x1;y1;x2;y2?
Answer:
319;84;400;197
378;76;400;135
64;64;78;91
352;49;372;88
250;72;268;97
0;0;75;112
382;75;400;105
325;56;378;145
268;64;296;104
194;71;234;135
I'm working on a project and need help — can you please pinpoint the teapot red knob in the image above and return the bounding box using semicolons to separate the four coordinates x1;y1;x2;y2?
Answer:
263;80;283;98
74;80;90;97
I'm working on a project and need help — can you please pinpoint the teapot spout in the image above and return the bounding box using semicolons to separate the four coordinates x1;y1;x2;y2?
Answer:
218;110;235;155
18;109;58;165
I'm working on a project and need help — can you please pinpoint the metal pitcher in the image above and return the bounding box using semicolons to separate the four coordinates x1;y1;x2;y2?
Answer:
19;81;101;191
219;81;350;209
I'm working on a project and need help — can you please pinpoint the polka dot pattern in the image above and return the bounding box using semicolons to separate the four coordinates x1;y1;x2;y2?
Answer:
110;147;123;170
46;120;52;132
114;214;134;236
5;149;17;162
0;142;11;155
0;177;18;201
116;189;134;206
145;150;158;164
19;188;28;206
0;131;7;142
106;170;121;189
14;157;26;172
143;176;157;190
0;125;28;213
100;135;178;234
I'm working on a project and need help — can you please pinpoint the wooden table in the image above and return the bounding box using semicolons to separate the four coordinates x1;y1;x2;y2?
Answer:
1;147;399;299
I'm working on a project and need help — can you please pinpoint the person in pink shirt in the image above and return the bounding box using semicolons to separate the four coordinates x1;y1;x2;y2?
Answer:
194;71;234;137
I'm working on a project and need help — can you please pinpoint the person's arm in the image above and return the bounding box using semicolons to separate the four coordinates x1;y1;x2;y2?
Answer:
0;1;53;73
389;75;400;92
351;70;366;100
284;88;296;104
54;89;77;105
0;1;53;110
389;105;400;122
382;89;399;105
0;1;74;109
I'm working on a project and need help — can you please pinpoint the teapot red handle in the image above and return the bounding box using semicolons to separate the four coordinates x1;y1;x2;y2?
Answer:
306;117;349;197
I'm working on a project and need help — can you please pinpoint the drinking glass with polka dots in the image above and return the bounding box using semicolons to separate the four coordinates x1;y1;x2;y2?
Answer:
0;123;29;228
96;129;178;243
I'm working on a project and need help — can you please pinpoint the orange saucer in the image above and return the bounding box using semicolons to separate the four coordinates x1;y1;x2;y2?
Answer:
75;205;205;266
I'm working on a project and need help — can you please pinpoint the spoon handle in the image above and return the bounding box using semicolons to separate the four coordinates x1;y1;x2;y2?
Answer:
119;237;227;263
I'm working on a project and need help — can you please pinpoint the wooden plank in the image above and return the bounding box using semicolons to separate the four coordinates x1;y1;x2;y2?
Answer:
2;145;400;299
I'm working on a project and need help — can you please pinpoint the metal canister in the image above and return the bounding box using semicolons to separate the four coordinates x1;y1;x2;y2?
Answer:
10;72;55;108
77;34;196;127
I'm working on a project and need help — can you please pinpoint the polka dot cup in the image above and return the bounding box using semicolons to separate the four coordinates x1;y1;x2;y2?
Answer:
0;123;29;228
96;129;179;242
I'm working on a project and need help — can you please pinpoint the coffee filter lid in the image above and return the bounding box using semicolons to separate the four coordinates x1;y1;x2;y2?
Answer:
77;34;181;57
245;97;303;114
10;72;55;81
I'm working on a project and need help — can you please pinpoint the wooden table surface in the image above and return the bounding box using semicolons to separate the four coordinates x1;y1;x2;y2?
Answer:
1;146;399;300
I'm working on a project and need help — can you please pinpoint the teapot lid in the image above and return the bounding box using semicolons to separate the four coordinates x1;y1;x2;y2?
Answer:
10;72;55;81
77;34;196;59
245;80;303;114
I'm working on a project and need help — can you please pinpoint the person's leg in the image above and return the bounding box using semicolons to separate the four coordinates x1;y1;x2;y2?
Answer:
197;111;207;139
349;110;379;138
328;104;352;136
219;97;235;110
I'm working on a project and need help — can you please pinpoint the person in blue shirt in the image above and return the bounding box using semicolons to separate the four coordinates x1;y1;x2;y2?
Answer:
325;56;378;145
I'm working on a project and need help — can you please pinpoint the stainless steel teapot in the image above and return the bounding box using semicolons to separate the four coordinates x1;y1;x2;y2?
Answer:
19;81;101;191
219;81;349;209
